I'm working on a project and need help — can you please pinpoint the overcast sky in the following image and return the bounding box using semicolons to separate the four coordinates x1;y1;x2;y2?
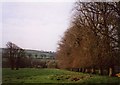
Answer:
1;1;74;51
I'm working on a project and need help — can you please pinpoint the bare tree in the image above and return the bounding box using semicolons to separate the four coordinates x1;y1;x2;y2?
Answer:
5;42;25;70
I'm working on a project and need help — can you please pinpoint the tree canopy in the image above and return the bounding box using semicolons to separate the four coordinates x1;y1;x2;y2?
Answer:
56;1;120;76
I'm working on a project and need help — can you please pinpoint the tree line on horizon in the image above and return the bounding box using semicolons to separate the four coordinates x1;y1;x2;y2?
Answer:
56;1;120;76
2;42;57;69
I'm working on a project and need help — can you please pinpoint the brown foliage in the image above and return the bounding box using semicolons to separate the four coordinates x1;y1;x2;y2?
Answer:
56;1;120;76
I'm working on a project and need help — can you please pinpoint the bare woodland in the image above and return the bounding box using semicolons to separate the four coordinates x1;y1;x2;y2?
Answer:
56;1;120;76
3;42;26;70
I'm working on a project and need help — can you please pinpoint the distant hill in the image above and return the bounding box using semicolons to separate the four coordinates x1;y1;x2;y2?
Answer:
0;48;55;59
25;49;55;59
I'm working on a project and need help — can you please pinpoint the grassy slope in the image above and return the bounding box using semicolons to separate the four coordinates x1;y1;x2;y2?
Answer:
2;68;120;84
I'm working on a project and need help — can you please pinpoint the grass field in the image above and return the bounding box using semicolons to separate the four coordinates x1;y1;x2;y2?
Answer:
2;68;120;84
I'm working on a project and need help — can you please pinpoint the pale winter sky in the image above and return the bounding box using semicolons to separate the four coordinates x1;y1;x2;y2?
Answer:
1;1;75;52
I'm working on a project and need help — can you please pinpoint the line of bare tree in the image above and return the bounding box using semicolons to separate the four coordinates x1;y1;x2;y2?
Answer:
3;42;26;70
2;42;57;69
56;1;120;76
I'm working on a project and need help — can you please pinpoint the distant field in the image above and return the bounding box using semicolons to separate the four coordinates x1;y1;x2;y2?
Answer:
2;68;120;84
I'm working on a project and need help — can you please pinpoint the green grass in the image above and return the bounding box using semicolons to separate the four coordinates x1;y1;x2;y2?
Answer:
2;68;120;84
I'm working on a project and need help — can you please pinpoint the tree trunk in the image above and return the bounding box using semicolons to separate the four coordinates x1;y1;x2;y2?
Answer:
98;67;103;75
85;68;87;73
82;68;85;73
108;67;115;76
11;60;14;70
71;68;73;71
76;68;79;72
85;68;88;73
16;57;20;70
11;65;14;70
16;67;19;70
87;68;90;73
16;63;19;70
79;68;82;72
91;68;95;74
